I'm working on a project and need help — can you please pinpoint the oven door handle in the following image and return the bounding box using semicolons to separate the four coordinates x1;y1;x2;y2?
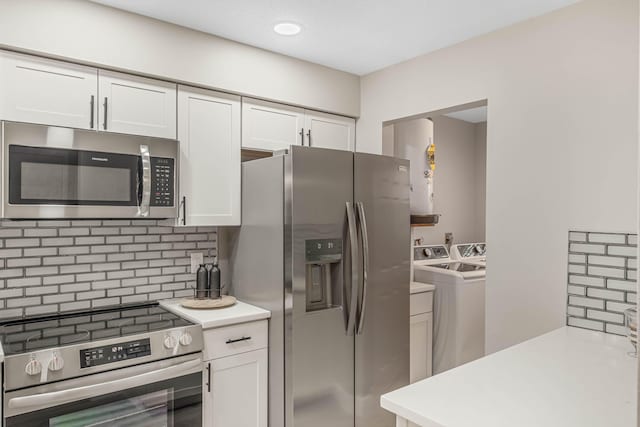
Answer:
137;144;151;217
8;358;201;411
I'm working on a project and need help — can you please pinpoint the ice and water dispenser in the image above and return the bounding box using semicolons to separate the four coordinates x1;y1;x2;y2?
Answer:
305;238;342;312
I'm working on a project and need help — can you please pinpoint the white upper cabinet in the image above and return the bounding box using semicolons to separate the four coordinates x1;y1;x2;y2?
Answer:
304;110;355;151
0;51;98;130
98;70;177;139
242;98;304;151
178;86;241;226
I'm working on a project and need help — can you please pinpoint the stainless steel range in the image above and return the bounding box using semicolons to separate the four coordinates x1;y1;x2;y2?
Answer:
0;302;203;426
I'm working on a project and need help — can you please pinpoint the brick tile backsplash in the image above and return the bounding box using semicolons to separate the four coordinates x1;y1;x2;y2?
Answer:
0;219;216;319
567;231;637;335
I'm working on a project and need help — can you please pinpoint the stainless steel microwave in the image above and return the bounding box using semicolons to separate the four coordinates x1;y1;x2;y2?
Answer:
1;121;178;219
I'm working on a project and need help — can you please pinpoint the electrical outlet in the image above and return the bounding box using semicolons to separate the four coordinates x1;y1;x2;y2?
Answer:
190;253;204;274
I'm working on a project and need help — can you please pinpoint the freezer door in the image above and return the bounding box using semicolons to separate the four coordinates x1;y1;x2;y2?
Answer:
286;146;355;427
353;153;410;427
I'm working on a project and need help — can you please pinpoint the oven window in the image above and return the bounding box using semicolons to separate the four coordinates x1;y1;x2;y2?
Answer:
8;145;139;206
6;372;201;427
21;162;131;202
49;389;171;427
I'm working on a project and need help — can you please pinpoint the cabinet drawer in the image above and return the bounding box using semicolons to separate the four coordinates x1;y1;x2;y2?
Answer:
410;291;433;316
203;320;268;360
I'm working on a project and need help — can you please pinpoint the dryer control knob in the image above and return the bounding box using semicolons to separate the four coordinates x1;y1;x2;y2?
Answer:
423;248;433;258
164;335;178;349
179;332;193;347
48;352;64;372
25;358;42;376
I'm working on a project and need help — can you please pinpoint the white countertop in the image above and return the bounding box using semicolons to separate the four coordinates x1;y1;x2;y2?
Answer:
381;326;637;427
160;299;270;329
411;281;435;294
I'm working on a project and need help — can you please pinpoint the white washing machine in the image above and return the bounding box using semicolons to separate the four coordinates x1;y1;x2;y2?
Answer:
412;244;485;374
450;242;487;267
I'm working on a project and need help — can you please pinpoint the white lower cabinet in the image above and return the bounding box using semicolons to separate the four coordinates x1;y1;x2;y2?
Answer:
409;290;433;383
202;320;268;427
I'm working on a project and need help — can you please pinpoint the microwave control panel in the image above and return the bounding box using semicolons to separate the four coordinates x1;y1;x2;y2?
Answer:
80;338;151;368
151;157;175;207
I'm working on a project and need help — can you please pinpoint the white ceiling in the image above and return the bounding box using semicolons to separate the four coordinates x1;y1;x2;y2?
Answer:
90;0;580;75
444;106;488;123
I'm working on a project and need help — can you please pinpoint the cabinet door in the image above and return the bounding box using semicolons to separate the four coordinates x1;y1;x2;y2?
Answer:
409;312;433;383
178;86;241;226
203;349;268;427
242;98;304;151
98;70;177;138
304;110;355;151
0;51;97;129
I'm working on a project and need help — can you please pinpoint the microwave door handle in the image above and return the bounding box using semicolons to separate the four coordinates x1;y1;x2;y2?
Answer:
137;144;151;217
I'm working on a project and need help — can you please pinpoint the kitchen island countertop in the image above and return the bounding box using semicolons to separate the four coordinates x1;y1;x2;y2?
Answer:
381;326;637;427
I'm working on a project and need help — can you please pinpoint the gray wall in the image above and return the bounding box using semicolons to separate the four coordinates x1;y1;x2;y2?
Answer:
359;0;639;352
0;0;360;117
0;220;215;319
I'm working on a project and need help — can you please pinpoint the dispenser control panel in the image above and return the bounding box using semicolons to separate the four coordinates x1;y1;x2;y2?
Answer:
305;239;342;263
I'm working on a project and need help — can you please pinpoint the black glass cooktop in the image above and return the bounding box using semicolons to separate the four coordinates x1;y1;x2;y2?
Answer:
0;302;192;356
431;263;485;273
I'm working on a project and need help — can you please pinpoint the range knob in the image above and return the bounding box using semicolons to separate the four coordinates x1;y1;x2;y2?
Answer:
25;358;42;376
164;335;178;349
179;332;193;346
48;352;64;372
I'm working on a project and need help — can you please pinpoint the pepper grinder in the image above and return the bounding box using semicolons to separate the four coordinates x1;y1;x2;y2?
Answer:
208;257;221;299
196;264;208;299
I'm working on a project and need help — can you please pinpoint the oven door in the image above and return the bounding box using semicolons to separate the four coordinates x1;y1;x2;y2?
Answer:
2;121;177;219
4;355;202;427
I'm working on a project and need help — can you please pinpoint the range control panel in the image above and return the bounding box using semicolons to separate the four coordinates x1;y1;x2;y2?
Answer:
80;338;151;368
151;157;175;207
413;245;449;261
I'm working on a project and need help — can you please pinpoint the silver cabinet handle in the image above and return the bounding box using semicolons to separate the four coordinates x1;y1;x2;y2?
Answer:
103;97;108;130
356;202;369;335
89;95;95;129
345;202;359;336
8;358;201;411
299;128;304;146
137;144;151;217
306;129;312;146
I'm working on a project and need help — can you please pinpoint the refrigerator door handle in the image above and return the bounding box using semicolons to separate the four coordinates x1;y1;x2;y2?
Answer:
345;202;359;336
356;202;370;335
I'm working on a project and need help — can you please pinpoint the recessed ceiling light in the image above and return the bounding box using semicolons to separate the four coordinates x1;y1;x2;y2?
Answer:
274;22;302;36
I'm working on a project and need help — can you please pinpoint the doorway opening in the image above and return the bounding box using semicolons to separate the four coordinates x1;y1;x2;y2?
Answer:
382;100;488;248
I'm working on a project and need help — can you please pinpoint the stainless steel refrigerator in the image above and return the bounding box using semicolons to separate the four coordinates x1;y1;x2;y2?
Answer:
231;146;410;427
